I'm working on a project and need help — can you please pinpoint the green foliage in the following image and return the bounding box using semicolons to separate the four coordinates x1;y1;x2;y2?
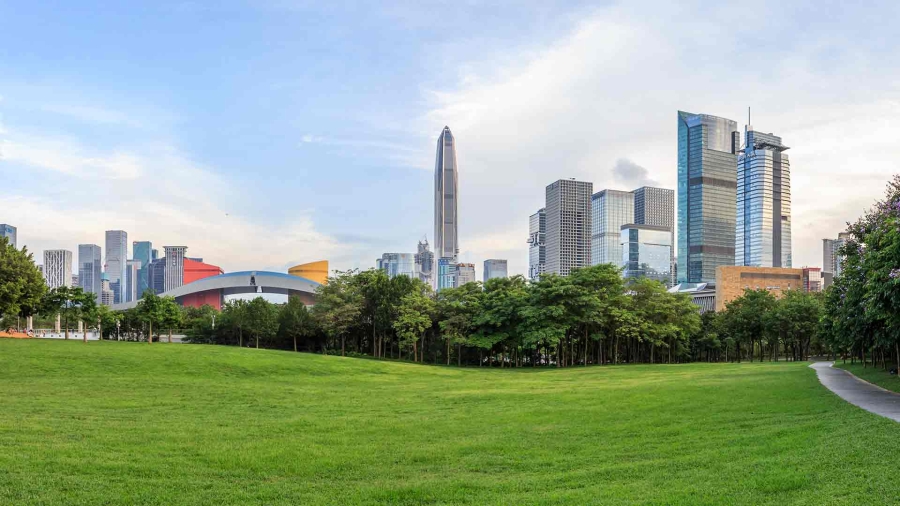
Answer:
0;237;46;321
41;285;94;340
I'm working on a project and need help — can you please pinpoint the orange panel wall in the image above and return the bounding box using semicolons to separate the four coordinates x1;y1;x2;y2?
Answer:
182;258;224;310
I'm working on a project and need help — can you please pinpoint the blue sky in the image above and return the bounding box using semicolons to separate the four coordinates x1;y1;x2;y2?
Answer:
2;0;899;277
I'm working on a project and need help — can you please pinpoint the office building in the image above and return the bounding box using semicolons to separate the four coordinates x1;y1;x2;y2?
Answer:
736;126;792;268
633;186;675;282
456;263;476;286
677;111;740;283
100;274;115;306
43;249;73;289
437;257;457;291
147;258;166;294
105;230;128;304
823;232;851;277
77;244;102;299
376;253;416;279
591;189;634;266
0;224;16;248
802;267;823;293
714;266;802;312
288;260;329;285
621;224;672;285
125;259;142;302
434;126;459;260
133;241;153;297
527;208;546;280
545;179;592;276
415;239;435;287
483;259;508;281
163;246;187;292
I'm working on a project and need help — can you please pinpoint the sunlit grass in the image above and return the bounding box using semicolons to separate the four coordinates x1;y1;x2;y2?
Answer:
836;362;900;393
1;339;899;505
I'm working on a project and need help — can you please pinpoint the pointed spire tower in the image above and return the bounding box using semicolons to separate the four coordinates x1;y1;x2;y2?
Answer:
434;126;459;260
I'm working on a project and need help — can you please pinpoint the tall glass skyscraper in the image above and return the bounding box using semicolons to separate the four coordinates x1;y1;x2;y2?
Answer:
133;241;153;297
591;189;634;266
414;239;435;287
0;224;16;248
483;259;508;281
736;126;792;268
527;208;546;280
621;225;672;285
105;230;128;304
437;257;457;291
677;111;740;283
376;253;416;279
78;244;102;300
434;126;459;260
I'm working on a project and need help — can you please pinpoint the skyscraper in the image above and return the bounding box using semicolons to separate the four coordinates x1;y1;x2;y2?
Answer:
545;179;592;276
126;259;142;302
77;244;102;300
43;250;73;288
376;253;416;279
105;230;128;304
677;111;740;283
483;259;508;281
736;126;792;267
527;208;546;280
621;224;672;285
133;241;153;297
414;239;435;287
100;274;114;306
823;232;851;277
434;126;459;260
163;246;187;292
148;258;166;294
0;224;16;248
437;257;457;291
633;186;675;283
456;263;476;286
591;189;634;266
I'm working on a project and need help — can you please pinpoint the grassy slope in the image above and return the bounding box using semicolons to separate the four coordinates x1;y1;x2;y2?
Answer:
835;362;900;393
1;340;899;505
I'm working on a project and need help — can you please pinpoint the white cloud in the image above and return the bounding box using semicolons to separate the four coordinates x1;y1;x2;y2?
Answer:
420;1;900;276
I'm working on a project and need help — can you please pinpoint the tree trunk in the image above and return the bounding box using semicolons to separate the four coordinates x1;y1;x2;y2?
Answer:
447;338;451;365
149;321;153;344
168;328;172;343
64;311;69;340
340;335;345;356
584;328;588;366
294;335;298;352
239;328;242;347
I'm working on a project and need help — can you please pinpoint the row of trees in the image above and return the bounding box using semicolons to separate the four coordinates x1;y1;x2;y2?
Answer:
821;175;900;369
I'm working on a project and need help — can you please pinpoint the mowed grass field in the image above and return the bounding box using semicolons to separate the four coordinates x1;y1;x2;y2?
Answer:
2;341;900;505
836;362;900;394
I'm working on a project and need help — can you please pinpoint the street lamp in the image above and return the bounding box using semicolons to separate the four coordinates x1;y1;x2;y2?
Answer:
211;314;216;330
116;320;121;341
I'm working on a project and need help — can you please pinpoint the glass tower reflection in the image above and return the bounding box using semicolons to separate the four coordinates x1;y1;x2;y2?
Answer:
434;126;459;260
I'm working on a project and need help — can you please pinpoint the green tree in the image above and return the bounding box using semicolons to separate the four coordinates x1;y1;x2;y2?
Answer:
135;289;166;343
436;282;483;365
0;237;46;324
42;286;92;340
312;270;362;356
720;289;777;362
246;297;279;349
221;299;250;347
278;296;318;352
393;289;435;362
161;297;182;343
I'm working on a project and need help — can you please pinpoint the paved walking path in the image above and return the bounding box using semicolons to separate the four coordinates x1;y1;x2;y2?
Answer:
810;362;900;422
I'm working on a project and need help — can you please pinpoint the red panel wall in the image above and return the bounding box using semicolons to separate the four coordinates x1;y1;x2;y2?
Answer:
181;258;224;310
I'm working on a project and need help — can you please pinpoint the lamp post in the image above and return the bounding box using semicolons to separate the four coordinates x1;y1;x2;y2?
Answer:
211;314;216;330
116;320;121;341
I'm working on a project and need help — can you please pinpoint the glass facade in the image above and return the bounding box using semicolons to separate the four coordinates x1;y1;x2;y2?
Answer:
527;208;546;280
483;259;508;281
133;241;153;297
591;189;634;266
105;230;128;304
677;111;739;283
78;244;102;300
621;225;672;285
415;240;435;287
456;263;476;286
823;232;851;276
437;257;457;291
736;127;792;268
434;126;459;260
545;179;592;276
0;224;16;248
377;253;416;279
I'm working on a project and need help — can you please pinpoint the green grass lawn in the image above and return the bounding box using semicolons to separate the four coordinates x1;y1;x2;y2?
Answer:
835;362;900;393
2;340;900;505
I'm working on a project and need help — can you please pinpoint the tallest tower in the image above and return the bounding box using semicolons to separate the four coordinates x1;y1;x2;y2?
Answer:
434;126;459;260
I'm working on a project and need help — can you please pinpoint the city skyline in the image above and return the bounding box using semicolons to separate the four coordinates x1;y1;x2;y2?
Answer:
1;2;889;279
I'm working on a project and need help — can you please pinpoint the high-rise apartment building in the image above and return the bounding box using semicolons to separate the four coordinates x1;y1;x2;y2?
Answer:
437;257;458;291
43;249;73;288
527;208;546;280
376;253;416;279
415;239;435;287
434;126;459;260
823;232;851;277
621;225;672;285
100;274;115;306
133;241;153;297
456;263;476;286
105;230;128;304
77;244;102;300
126;259;142;302
677;111;740;283
0;224;16;248
591;189;634;266
802;267;823;293
633;186;675;282
545;179;592;276
163;246;187;292
736;126;792;268
483;259;508;281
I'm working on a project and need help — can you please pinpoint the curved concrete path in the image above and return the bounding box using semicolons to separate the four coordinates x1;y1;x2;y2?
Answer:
810;362;900;422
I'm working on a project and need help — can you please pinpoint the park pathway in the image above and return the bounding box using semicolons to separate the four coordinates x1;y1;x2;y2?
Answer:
810;362;900;422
